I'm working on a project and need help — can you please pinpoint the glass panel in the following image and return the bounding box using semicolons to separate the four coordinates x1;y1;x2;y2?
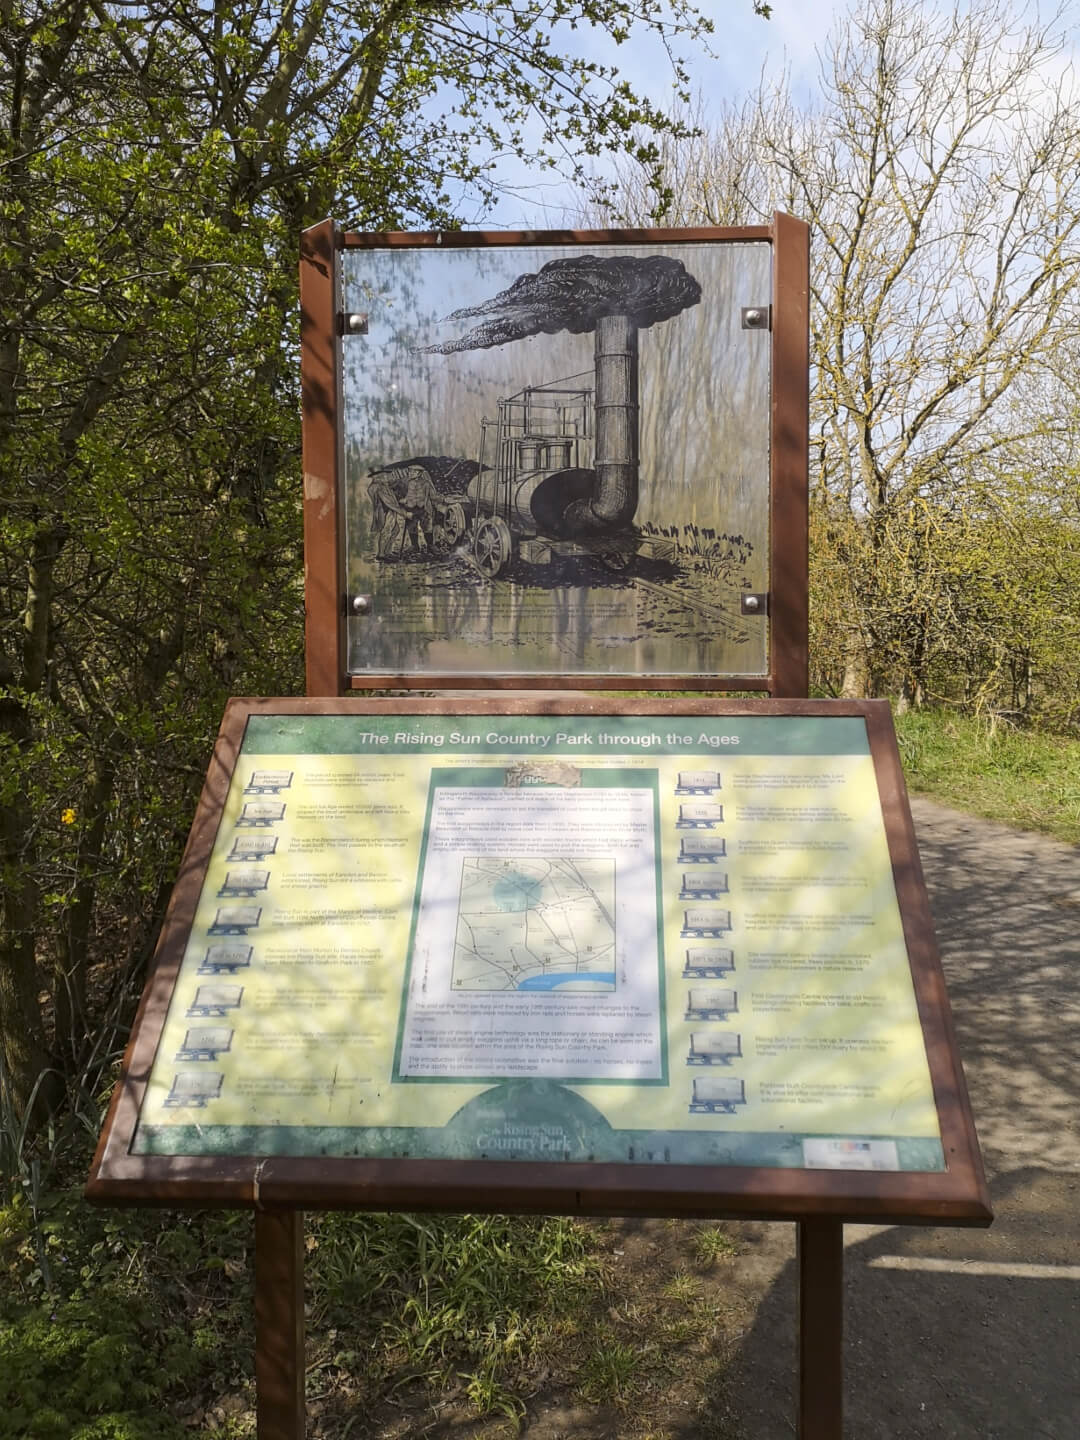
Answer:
342;241;771;678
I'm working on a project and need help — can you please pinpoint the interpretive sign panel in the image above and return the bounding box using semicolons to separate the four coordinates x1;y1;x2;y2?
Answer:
342;238;771;679
299;218;810;696
89;698;989;1225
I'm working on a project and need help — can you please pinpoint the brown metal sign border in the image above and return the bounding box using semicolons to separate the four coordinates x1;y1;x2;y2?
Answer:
88;696;989;1227
300;220;809;697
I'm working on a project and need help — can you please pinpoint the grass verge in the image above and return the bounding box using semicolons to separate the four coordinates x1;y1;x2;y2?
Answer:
893;709;1080;845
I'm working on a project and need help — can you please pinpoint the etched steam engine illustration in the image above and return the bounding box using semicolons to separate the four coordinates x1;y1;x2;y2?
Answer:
367;255;700;578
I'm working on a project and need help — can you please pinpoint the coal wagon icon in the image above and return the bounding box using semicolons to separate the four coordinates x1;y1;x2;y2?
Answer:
685;987;738;1021
218;868;270;899
163;1072;224;1108
237;801;286;827
229;834;278;862
680;872;729;900
681;907;732;938
675;769;722;795
208;905;261;936
679;835;726;863
187;984;243;1018
198;944;253;976
244;770;293;794
687;1031;742;1065
676;803;724;829
175;1027;233;1062
683;946;735;978
688;1076;746;1114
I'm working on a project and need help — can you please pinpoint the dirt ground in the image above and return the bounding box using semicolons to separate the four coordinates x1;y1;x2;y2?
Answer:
514;796;1080;1440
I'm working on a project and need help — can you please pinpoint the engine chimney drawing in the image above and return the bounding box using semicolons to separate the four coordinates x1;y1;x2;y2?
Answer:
574;313;639;532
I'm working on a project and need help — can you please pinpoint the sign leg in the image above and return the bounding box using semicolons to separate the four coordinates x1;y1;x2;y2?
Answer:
255;1208;306;1440
797;1218;843;1440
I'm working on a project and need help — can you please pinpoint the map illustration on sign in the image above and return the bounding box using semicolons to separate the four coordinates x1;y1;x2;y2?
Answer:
395;768;664;1084
452;856;616;994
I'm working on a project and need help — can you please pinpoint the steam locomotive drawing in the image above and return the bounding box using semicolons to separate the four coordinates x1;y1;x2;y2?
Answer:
369;366;674;577
368;254;701;579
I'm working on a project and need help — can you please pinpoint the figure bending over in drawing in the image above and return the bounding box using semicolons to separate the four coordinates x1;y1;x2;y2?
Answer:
369;466;436;559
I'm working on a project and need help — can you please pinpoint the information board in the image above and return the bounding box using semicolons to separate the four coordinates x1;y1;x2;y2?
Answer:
341;238;772;679
89;699;989;1225
298;218;810;697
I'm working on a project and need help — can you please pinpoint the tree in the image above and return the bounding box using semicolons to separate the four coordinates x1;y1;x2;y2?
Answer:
1;0;768;1132
597;0;1080;711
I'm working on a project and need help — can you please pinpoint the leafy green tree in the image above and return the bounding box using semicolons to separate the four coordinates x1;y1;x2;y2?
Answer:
1;0;768;1131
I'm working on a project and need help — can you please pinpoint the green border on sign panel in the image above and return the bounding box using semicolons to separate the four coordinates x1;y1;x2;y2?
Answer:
239;713;873;758
132;1075;946;1170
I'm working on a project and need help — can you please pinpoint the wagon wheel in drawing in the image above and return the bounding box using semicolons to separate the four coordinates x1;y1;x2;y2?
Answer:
596;544;636;573
474;516;513;577
433;501;467;552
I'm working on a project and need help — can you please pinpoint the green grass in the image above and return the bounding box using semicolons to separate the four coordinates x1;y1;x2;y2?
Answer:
894;708;1080;845
692;1225;739;1266
0;1170;612;1438
1;1153;750;1438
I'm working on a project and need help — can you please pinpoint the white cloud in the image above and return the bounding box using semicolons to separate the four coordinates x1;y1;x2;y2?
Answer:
480;0;1080;226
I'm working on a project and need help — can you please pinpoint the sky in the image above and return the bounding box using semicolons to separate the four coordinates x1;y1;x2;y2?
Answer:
475;0;1078;229
478;0;849;227
597;0;847;110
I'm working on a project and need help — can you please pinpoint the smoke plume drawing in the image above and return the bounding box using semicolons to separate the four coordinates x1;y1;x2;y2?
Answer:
420;254;702;353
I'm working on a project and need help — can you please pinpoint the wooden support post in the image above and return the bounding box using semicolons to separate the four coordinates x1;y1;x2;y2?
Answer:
798;1218;844;1440
769;209;810;701
255;1209;306;1440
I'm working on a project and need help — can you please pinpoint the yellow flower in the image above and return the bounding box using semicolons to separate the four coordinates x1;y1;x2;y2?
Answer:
61;808;76;825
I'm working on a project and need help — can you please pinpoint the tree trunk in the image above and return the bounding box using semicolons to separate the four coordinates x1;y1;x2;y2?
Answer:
0;692;59;1127
54;753;116;1070
840;648;867;699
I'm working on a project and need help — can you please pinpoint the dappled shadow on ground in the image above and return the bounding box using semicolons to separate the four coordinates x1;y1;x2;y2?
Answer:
713;800;1080;1440
914;802;1080;1172
719;1167;1078;1440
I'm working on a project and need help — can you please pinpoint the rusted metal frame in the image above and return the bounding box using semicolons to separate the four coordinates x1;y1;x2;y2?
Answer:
768;211;811;700
300;219;345;697
88;697;990;1226
88;1152;994;1221
334;221;788;693
864;702;992;1216
347;673;774;691
255;1209;306;1440
341;225;773;248
798;1218;844;1440
205;695;864;715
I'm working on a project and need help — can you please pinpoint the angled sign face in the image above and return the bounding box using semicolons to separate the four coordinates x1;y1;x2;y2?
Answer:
89;697;989;1226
